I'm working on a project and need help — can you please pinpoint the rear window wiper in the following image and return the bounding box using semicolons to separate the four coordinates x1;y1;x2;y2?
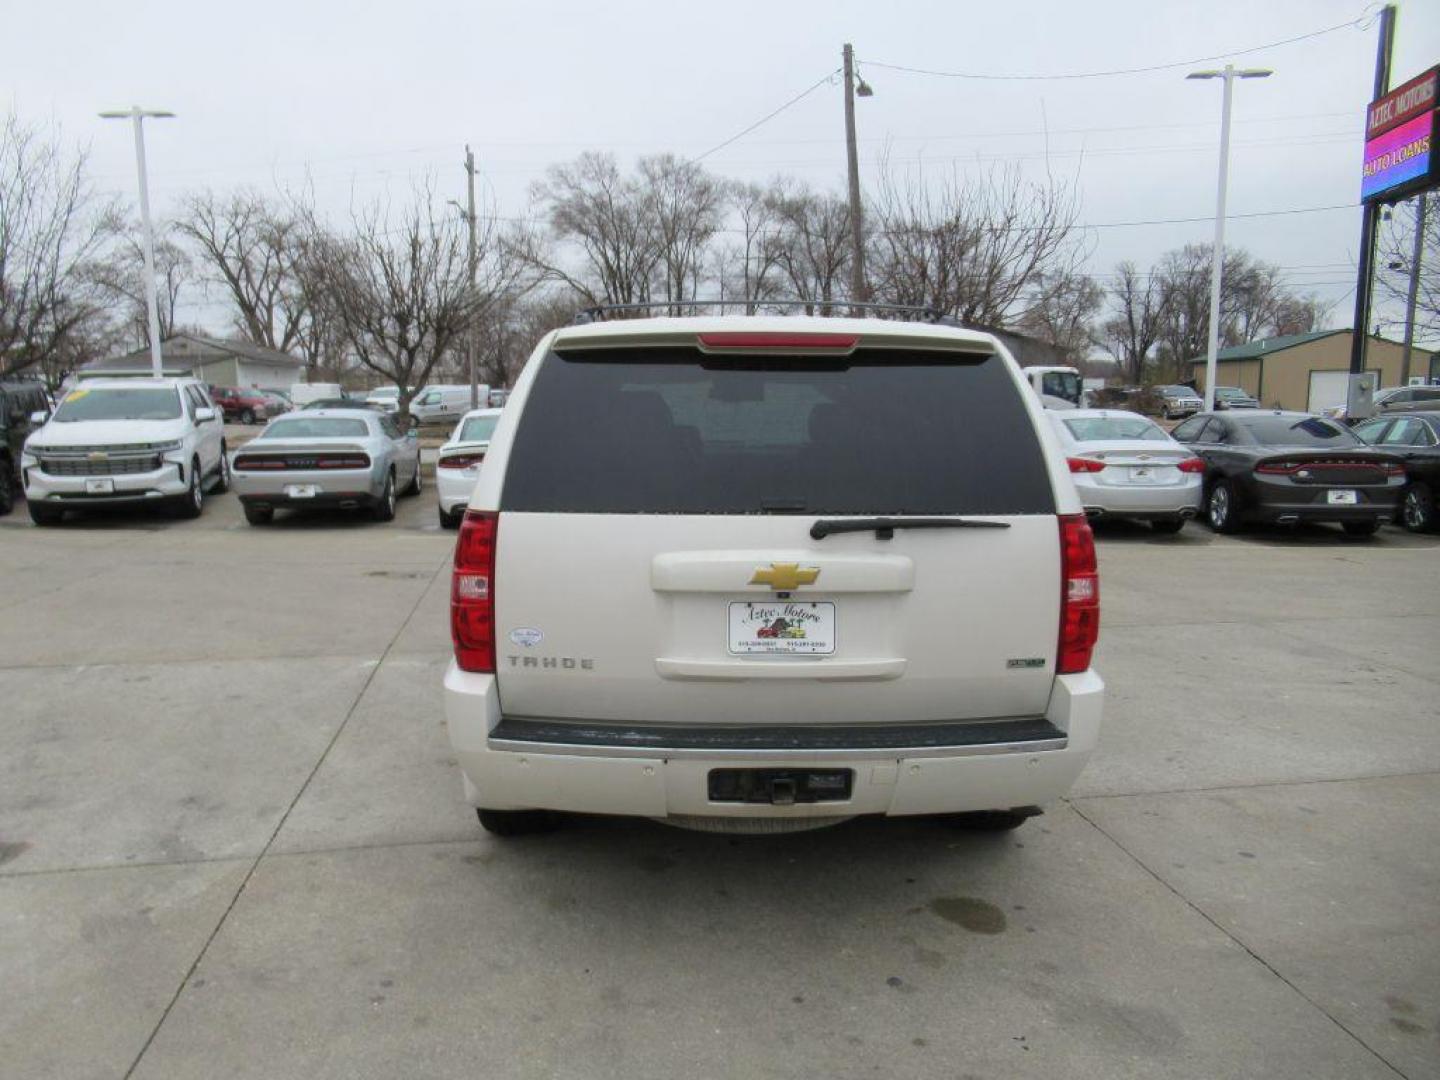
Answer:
810;517;1011;540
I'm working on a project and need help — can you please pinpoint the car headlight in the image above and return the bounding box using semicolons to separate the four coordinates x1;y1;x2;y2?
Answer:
152;440;184;453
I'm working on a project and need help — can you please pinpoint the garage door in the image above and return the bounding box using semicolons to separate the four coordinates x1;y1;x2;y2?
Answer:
1308;371;1352;414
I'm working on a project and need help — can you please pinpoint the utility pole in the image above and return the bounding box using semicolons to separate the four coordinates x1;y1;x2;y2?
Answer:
464;146;480;410
1401;192;1428;386
99;106;175;377
1186;65;1271;411
1349;3;1397;376
842;44;869;307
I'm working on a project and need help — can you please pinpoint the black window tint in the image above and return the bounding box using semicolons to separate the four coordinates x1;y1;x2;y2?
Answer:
1171;416;1206;441
1233;417;1361;447
501;347;1056;515
1193;420;1224;444
1352;419;1390;443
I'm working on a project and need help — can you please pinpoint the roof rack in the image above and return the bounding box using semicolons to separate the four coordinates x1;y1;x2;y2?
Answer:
572;299;953;324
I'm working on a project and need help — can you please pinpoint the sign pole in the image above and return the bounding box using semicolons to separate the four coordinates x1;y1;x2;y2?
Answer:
1349;4;1397;375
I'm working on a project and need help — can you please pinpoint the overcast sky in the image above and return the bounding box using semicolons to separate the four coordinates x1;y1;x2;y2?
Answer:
5;0;1438;341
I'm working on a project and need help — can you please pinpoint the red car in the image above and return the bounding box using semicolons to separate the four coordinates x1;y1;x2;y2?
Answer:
210;386;280;424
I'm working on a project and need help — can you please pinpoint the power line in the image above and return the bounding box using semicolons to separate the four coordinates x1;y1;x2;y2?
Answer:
864;16;1363;81
693;69;840;162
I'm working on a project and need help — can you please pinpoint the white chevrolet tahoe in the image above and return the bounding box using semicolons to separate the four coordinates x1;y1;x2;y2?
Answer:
444;314;1103;836
21;377;228;525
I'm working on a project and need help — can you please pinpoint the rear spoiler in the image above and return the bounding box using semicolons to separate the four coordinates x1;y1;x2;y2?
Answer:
553;327;995;357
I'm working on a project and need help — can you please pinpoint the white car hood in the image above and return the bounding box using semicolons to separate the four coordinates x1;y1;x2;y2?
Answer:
28;418;191;450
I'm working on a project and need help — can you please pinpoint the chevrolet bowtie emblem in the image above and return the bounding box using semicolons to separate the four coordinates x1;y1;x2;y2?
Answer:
750;563;820;591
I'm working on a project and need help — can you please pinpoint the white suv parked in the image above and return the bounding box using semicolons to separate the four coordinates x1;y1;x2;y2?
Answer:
21;377;228;524
444;314;1104;836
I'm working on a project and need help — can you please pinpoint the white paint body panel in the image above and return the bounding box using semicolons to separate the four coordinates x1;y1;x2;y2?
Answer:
444;316;1103;821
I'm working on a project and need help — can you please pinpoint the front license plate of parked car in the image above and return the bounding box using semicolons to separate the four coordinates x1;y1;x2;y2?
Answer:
728;601;836;655
285;484;318;499
1327;489;1358;505
84;478;114;494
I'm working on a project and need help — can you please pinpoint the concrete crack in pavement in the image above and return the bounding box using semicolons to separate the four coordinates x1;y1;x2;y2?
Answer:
1069;799;1413;1080
119;555;450;1080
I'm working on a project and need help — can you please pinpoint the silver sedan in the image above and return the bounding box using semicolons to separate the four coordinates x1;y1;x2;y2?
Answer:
1049;409;1205;534
230;409;422;525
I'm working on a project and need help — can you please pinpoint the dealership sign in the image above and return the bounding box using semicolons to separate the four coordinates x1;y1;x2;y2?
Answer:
1362;66;1438;204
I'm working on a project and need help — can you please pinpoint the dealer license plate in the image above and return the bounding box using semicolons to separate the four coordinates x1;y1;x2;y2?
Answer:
728;601;836;655
285;484;318;499
1128;466;1158;483
84;478;114;495
1327;489;1358;505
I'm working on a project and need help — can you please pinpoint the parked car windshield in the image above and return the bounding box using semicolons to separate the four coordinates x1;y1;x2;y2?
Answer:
1234;417;1361;446
1215;387;1251;399
53;387;182;422
262;417;371;438
502;346;1055;515
1063;417;1169;442
457;415;499;442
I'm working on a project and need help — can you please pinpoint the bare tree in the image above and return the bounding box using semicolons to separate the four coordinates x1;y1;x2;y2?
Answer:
1377;193;1438;343
1096;262;1169;383
765;179;851;313
85;212;192;348
523;152;660;307
1152;243;1332;381
0;112;113;378
176;188;310;353
714;181;785;313
868;160;1082;326
1015;270;1103;365
301;181;524;418
640;154;724;309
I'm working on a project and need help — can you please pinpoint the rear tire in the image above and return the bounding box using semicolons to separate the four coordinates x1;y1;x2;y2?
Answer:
402;458;422;496
1150;517;1185;535
1206;479;1241;534
0;460;14;515
243;503;274;526
372;471;396;522
1342;520;1380;538
439;505;461;529
240;408;255;425
476;808;562;836
1400;483;1435;533
944;808;1039;832
28;501;63;526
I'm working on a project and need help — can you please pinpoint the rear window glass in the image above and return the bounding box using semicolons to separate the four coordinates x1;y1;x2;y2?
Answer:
458;415;499;442
1063;417;1169;442
1234;417;1360;447
500;347;1055;515
262;418;370;438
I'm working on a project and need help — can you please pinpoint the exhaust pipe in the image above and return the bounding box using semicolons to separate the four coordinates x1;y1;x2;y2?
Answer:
1276;514;1300;526
1084;507;1105;519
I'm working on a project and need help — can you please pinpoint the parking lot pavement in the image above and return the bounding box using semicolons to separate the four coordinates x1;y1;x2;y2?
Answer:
1;498;1437;1079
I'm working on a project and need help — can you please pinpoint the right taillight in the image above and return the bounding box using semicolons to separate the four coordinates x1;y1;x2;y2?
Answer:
451;511;498;673
1177;457;1205;473
1058;513;1100;675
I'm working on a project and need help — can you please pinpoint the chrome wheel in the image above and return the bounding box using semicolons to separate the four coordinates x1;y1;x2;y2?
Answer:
1401;486;1434;532
1208;485;1229;528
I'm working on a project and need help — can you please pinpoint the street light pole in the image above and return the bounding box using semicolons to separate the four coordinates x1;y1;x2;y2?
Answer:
842;43;870;307
464;146;479;411
1187;66;1270;412
1400;193;1428;387
99;106;174;377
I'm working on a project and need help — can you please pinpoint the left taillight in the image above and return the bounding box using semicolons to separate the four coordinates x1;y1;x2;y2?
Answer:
1057;513;1100;675
438;453;485;470
451;511;498;673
